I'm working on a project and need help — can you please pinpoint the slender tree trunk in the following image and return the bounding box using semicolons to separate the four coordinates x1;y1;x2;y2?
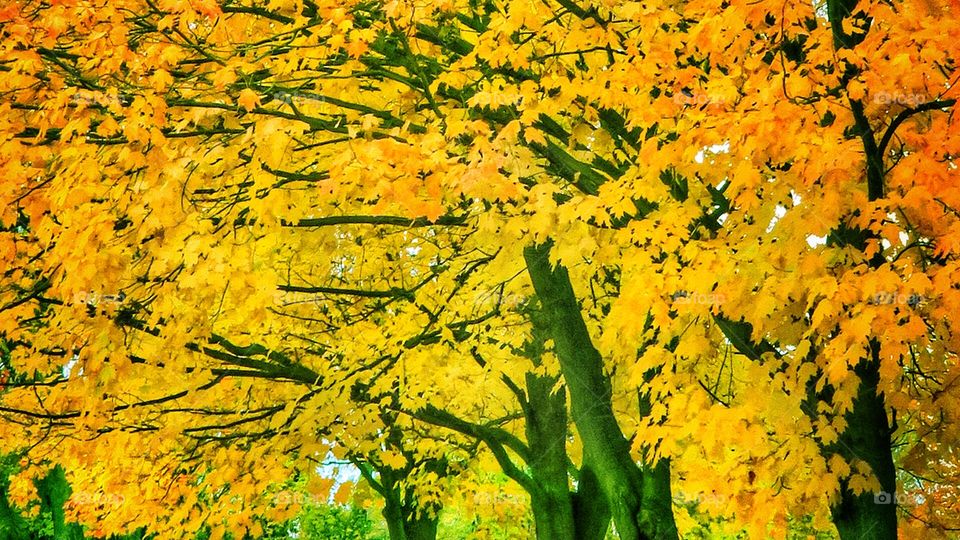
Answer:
635;367;678;537
524;241;678;540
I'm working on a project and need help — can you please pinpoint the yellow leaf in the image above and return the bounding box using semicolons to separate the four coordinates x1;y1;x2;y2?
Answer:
333;483;353;505
238;89;261;111
847;79;867;101
381;450;406;469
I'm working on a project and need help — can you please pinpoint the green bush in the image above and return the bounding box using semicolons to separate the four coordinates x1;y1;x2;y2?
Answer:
298;504;375;540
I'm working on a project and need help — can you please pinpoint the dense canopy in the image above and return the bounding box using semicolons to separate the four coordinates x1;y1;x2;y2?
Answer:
1;0;959;538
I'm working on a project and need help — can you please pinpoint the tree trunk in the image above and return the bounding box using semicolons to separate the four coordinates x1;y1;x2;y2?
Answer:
382;495;407;540
403;513;439;540
572;463;612;540
33;466;83;540
525;371;578;540
828;344;897;540
821;0;899;533
0;479;28;540
524;241;678;540
381;491;439;540
525;304;611;540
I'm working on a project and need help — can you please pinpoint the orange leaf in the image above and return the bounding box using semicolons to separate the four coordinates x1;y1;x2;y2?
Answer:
238;89;261;111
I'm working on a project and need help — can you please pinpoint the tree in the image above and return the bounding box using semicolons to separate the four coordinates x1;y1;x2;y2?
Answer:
2;0;959;538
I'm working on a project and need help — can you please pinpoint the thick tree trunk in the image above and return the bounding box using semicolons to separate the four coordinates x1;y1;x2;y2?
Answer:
402;513;439;540
381;492;439;540
828;344;897;540
33;466;83;540
0;480;28;540
822;0;899;535
525;372;578;540
572;464;612;540
529;493;576;540
524;241;678;540
382;497;406;540
525;305;611;540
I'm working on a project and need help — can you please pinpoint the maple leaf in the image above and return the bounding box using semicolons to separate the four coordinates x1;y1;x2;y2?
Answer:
237;89;261;111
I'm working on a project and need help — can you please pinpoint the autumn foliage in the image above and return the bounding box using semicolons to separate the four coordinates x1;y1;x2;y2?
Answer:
1;0;959;538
